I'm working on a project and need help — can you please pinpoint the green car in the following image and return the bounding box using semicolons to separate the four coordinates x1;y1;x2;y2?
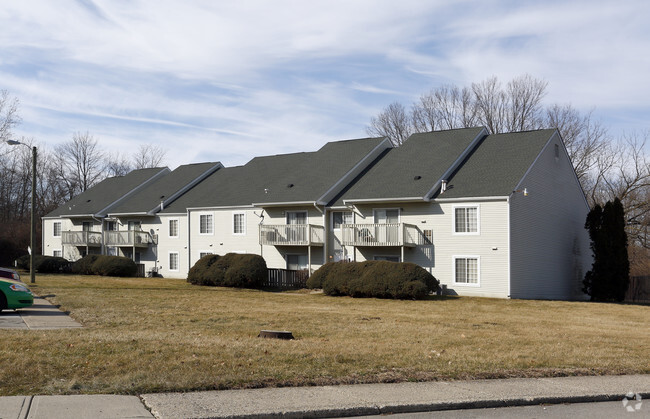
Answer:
0;277;34;311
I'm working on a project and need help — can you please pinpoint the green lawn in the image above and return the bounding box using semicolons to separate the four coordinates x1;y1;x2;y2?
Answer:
1;274;648;396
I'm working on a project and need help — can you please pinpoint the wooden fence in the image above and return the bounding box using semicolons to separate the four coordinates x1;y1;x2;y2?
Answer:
265;268;309;289
626;275;650;303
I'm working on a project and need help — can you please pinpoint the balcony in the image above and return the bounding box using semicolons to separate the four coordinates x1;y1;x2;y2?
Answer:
62;231;103;247
341;223;419;247
259;224;324;246
105;230;155;247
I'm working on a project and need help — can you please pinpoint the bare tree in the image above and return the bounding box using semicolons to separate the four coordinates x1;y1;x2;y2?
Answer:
366;102;413;146
411;85;477;132
132;144;167;169
545;104;609;184
105;151;133;177
54;132;106;199
0;90;20;143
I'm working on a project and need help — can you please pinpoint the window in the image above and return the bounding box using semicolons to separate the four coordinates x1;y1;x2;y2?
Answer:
554;143;560;159
169;219;179;238
106;221;117;231
107;247;117;256
233;212;246;235
199;251;213;259
82;222;92;232
454;256;480;285
53;250;62;258
453;206;479;234
199;213;213;235
332;211;353;230
374;255;399;262
53;222;61;237
128;221;141;231
286;254;308;270
169;252;179;271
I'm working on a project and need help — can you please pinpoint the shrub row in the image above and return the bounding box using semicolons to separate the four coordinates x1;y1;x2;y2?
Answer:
16;255;70;273
187;253;267;289
71;255;137;277
307;261;439;300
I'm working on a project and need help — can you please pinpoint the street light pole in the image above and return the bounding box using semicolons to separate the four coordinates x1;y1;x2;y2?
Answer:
6;140;37;284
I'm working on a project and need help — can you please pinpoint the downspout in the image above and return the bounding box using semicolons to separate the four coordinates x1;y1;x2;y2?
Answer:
187;210;191;273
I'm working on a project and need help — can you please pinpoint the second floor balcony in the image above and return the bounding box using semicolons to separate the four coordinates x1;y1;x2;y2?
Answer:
105;230;156;247
62;231;102;247
259;224;324;246
341;223;419;247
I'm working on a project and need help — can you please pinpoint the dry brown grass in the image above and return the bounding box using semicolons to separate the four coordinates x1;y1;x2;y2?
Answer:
1;274;648;396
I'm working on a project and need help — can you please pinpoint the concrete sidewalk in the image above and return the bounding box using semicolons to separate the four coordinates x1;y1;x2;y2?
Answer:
2;375;647;418
0;297;82;330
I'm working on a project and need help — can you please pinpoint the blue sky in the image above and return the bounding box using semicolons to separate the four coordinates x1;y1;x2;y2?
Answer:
2;0;649;169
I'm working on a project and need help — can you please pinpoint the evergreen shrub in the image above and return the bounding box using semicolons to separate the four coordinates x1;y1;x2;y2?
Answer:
91;255;138;277
187;253;267;289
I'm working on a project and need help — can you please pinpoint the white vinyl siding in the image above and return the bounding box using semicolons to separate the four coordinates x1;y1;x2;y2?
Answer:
453;256;480;286
453;205;479;234
169;252;179;271
169;219;179;238
199;213;213;235
53;222;61;237
233;212;245;235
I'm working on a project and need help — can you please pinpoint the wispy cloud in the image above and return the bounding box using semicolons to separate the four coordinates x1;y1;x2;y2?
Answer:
1;0;648;168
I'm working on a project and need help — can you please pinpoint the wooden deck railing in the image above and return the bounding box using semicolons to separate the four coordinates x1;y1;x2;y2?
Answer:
341;223;419;247
105;230;155;247
259;224;324;246
61;231;102;247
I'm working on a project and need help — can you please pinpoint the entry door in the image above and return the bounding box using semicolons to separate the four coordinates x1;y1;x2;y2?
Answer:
82;222;92;232
374;209;399;243
286;212;307;242
128;221;141;231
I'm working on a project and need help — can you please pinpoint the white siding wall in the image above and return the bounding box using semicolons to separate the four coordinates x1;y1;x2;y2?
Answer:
509;134;591;300
261;207;326;271
188;208;263;269
348;201;510;298
149;215;187;279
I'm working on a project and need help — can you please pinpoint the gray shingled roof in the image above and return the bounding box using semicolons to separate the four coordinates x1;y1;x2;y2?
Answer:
44;167;168;218
161;137;385;212
106;162;221;215
438;129;556;199
331;127;485;205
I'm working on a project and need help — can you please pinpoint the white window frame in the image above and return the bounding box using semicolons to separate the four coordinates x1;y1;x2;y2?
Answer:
169;251;180;272
53;249;62;258
53;221;62;237
452;204;480;235
198;212;214;235
198;251;213;259
331;211;353;230
452;255;480;287
168;218;179;238
373;208;400;224
232;212;246;235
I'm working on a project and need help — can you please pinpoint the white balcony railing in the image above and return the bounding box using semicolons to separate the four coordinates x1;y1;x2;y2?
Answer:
61;231;103;247
259;224;324;246
341;223;419;247
105;230;155;247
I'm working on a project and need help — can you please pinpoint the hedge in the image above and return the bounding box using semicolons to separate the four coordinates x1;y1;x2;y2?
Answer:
312;260;439;300
187;253;267;289
71;254;137;277
16;255;70;273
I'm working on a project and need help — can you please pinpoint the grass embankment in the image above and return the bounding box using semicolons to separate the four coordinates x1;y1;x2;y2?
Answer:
1;274;648;396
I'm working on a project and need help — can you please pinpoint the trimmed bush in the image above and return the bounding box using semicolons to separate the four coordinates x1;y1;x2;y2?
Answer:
91;255;138;277
35;256;70;273
72;254;101;275
16;255;69;273
224;254;267;288
306;261;337;289
187;254;220;285
312;260;439;300
187;253;268;289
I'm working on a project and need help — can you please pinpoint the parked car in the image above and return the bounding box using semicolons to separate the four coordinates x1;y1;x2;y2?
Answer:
0;267;21;281
0;277;34;311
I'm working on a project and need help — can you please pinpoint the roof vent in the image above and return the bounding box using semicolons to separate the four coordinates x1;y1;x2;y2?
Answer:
441;180;447;194
414;175;422;180
86;199;91;203
160;195;165;199
287;183;294;188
